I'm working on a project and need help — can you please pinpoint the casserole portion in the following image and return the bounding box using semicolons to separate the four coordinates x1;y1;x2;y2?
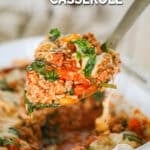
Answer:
25;29;120;113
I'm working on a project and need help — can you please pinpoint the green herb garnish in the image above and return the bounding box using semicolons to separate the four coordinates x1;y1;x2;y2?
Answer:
24;92;34;114
0;137;16;146
99;83;117;89
73;38;96;77
24;92;59;114
92;91;104;101
123;133;143;144
76;51;82;60
26;60;59;82
84;55;96;77
26;60;45;73
73;39;95;55
33;102;59;110
8;128;20;137
49;28;61;41
0;80;14;91
45;70;59;81
101;42;109;52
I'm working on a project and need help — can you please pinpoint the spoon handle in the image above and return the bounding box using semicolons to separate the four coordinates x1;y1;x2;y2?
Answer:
107;0;150;49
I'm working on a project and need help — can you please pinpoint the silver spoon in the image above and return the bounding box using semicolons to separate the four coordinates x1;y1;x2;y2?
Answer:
96;0;150;133
107;0;150;49
107;0;150;87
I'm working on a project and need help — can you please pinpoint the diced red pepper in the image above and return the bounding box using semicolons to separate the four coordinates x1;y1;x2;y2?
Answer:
58;69;90;85
74;85;96;97
74;85;86;96
128;118;142;135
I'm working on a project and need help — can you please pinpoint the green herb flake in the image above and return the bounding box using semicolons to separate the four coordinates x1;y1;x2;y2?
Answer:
8;128;20;137
92;91;104;101
0;80;14;91
26;60;59;82
84;55;96;77
45;70;59;82
73;39;95;55
101;42;109;52
24;92;34;114
33;102;59;110
0;137;16;146
24;91;59;114
49;28;61;41
123;133;143;144
99;83;117;89
76;51;82;60
26;60;45;73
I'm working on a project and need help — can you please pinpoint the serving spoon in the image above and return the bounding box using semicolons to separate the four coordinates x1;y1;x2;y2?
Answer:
96;0;150;133
107;0;150;50
107;0;150;85
25;0;149;116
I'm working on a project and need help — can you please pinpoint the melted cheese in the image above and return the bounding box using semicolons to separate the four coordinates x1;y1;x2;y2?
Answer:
72;53;81;68
82;57;89;69
91;53;105;76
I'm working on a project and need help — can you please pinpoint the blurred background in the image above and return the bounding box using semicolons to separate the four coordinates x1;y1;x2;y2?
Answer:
0;0;150;78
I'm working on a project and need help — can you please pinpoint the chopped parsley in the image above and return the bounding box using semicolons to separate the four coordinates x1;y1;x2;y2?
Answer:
49;28;61;41
32;102;59;110
73;39;95;55
26;60;59;82
92;91;104;101
26;60;45;73
24;92;34;114
101;42;109;52
8;128;20;137
0;80;14;91
76;51;82;60
123;133;143;144
0;137;16;146
24;92;59;114
45;70;59;81
73;38;97;77
84;55;96;77
99;83;117;89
